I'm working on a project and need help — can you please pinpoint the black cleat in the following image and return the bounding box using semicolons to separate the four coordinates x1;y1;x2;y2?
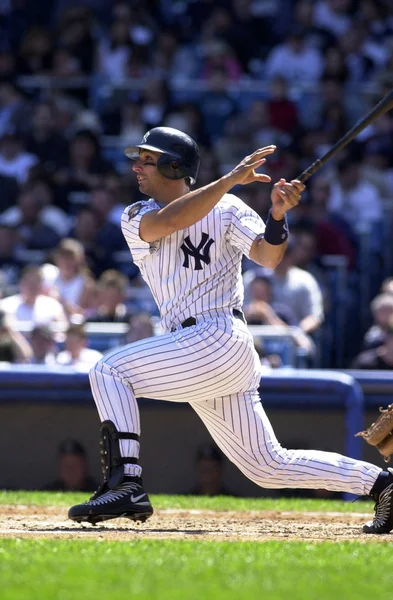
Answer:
68;478;153;526
363;482;393;534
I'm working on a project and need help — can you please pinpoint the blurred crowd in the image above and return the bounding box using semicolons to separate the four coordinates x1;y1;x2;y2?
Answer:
1;0;393;369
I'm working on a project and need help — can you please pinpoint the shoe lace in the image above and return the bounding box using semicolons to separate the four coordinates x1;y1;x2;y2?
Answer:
86;483;141;507
372;485;393;528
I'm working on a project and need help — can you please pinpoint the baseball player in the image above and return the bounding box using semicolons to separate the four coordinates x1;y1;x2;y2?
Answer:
69;127;393;534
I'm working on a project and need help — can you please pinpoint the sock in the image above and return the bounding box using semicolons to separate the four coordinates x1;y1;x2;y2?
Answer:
369;470;393;497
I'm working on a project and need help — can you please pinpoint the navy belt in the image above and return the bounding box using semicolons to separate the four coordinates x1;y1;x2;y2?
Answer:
177;309;246;330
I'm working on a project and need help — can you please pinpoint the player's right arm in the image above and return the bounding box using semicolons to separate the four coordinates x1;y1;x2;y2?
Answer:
139;146;276;243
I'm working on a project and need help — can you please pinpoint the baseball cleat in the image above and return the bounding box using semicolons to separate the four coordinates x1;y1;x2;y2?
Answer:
363;482;393;534
68;477;153;525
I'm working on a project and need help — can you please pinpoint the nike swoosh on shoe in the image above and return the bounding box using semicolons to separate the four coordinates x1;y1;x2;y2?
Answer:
130;493;150;504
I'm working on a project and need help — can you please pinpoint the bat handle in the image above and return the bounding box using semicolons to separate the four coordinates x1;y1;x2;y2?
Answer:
297;159;323;183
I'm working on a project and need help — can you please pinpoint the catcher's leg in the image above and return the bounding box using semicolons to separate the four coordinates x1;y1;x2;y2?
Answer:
190;391;393;533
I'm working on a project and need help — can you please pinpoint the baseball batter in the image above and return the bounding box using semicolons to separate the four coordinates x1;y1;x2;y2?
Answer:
69;127;393;534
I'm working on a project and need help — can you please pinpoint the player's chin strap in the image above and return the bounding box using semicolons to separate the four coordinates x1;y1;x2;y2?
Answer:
91;420;139;499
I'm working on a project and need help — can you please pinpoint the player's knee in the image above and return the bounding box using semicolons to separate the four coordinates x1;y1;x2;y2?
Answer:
89;358;110;382
244;444;293;483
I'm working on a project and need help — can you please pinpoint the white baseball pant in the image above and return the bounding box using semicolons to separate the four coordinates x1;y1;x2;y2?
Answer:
89;316;380;495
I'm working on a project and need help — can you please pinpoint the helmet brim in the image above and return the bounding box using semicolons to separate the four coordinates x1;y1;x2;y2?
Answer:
124;144;181;160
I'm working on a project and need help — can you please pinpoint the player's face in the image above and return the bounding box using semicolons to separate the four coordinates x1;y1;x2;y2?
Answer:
132;150;166;196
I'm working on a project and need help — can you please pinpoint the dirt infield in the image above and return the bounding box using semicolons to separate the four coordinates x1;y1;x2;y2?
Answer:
0;505;391;542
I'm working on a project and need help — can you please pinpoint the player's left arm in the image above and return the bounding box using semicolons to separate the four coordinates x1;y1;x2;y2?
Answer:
249;179;305;268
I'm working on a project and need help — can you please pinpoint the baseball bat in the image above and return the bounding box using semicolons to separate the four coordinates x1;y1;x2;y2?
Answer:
296;89;393;183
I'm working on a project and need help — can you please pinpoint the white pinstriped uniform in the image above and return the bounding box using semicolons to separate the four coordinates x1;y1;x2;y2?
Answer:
89;193;381;495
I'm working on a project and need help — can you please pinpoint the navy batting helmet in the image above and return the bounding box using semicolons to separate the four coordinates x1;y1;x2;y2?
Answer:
124;127;200;185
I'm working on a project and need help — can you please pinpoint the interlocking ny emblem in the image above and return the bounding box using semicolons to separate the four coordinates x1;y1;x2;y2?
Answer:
181;233;215;270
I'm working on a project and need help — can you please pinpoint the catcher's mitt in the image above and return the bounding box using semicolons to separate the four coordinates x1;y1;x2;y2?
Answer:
355;404;393;462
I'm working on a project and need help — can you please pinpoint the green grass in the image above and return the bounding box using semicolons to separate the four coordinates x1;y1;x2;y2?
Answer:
1;538;393;600
0;492;385;600
0;490;374;513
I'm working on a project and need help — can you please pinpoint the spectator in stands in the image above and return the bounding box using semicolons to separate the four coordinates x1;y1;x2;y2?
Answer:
51;93;84;139
225;0;274;72
89;186;126;238
87;269;130;323
292;176;357;269
285;227;328;288
247;99;289;149
164;103;210;148
338;24;383;83
292;0;336;51
140;78;171;130
267;240;324;341
96;18;133;83
313;0;352;38
243;270;314;355
111;0;156;50
267;77;299;135
0;188;60;251
196;148;222;188
381;277;393;297
321;45;349;83
56;6;95;74
29;324;57;365
49;238;96;318
0;79;30;139
186;443;233;496
53;129;113;213
70;207;117;277
253;337;282;370
117;101;147;146
56;322;102;369
0;49;16;79
0;224;23;295
244;271;296;326
43;439;97;492
125;313;154;344
200;67;238;142
0;171;19;213
264;27;324;83
24;176;70;237
0;265;67;328
215;118;254;172
351;318;393;370
23;102;69;177
0;128;38;184
358;0;393;43
125;46;151;79
327;156;383;236
200;38;243;82
0;309;33;363
150;29;181;80
320;99;348;145
357;112;393;183
362;294;393;351
17;26;53;75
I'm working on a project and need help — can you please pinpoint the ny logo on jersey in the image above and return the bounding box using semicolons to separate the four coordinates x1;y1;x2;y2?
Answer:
181;233;215;270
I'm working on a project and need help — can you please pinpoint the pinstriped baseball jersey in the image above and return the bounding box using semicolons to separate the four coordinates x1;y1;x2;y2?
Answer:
121;193;266;332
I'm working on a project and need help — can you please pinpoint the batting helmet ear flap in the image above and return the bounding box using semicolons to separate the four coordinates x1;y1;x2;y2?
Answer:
157;153;191;182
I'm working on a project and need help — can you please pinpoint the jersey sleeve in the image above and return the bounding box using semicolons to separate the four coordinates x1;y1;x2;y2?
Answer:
120;201;159;264
225;199;266;258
